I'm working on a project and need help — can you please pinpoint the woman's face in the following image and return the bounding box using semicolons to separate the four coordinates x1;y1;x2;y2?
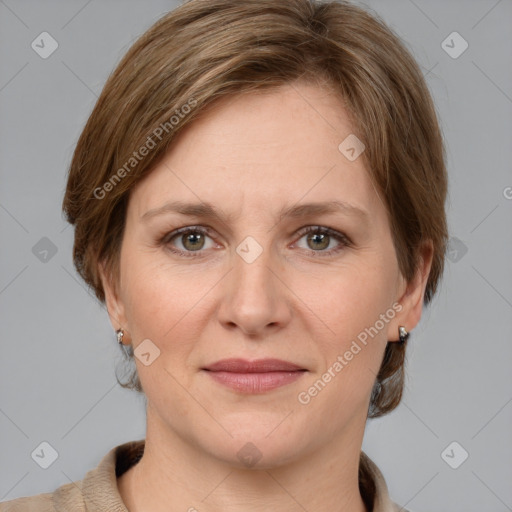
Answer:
102;81;429;467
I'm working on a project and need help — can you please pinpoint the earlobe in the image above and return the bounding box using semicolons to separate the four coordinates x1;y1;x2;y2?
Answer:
98;260;126;331
388;240;434;342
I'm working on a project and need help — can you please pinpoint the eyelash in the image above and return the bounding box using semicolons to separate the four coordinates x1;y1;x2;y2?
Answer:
159;225;352;259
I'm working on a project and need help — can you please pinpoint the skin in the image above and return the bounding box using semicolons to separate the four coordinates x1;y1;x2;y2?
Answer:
100;80;433;512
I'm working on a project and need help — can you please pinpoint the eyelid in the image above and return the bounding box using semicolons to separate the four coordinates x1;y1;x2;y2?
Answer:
160;225;219;257
291;225;352;255
160;224;352;258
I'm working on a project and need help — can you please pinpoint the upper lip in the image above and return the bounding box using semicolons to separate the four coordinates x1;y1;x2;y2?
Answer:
202;358;306;372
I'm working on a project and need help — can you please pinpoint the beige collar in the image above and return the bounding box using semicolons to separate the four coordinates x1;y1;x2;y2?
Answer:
51;439;403;512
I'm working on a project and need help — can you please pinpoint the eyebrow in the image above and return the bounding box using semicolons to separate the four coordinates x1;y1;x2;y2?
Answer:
140;200;369;224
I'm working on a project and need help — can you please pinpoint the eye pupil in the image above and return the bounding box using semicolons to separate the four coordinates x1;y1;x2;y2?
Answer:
166;226;344;257
308;232;329;250
183;232;204;251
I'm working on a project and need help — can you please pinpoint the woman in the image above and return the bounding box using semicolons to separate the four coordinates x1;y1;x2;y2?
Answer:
0;0;447;510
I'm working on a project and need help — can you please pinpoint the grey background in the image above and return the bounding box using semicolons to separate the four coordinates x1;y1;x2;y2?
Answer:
1;1;511;511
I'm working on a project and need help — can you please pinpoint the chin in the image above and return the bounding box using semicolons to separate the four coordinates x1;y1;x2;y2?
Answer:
201;425;307;469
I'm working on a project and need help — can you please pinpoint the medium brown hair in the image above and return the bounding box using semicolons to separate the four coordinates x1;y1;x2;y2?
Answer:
62;0;448;418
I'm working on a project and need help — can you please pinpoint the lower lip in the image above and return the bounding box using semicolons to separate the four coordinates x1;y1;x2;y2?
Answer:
203;370;306;393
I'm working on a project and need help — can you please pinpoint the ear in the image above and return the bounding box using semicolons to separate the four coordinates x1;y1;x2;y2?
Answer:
387;240;434;342
98;260;127;332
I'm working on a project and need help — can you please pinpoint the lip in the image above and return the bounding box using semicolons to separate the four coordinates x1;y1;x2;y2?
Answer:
201;358;307;393
202;358;305;372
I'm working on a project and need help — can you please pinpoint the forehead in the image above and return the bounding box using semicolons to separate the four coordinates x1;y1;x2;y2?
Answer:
128;82;384;223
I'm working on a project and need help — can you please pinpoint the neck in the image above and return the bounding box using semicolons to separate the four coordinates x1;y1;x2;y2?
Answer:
118;408;369;512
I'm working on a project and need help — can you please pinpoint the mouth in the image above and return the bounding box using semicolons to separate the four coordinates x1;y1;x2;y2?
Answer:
201;358;307;393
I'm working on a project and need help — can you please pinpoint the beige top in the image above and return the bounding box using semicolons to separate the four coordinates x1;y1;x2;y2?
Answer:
0;440;407;512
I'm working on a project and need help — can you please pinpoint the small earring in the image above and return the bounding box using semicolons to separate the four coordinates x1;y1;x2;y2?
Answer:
116;329;124;345
398;326;409;343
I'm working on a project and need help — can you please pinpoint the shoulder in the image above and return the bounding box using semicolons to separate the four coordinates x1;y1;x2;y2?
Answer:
0;440;144;512
0;492;54;512
0;481;85;511
0;480;83;511
0;481;85;512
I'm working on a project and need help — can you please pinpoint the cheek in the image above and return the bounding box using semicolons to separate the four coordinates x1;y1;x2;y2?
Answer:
124;263;193;338
294;254;397;341
293;254;398;398
295;269;394;419
120;252;218;368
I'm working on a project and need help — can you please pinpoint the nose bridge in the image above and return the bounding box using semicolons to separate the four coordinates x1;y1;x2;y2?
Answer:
219;234;288;334
233;234;276;305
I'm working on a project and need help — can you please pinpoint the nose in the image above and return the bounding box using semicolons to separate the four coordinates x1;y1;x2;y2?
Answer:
217;242;292;337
